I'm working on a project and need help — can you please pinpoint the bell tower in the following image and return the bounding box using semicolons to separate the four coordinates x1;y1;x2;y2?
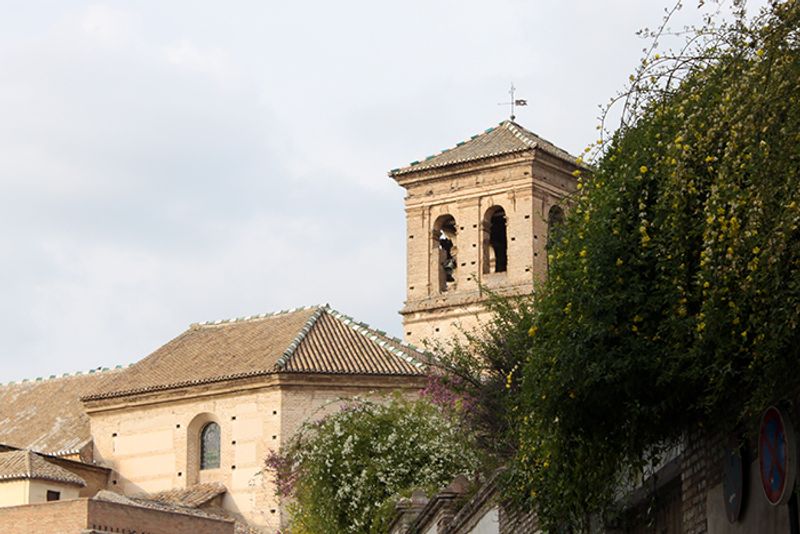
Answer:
389;121;582;346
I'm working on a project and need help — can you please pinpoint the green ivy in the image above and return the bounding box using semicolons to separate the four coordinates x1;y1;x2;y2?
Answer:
508;1;800;528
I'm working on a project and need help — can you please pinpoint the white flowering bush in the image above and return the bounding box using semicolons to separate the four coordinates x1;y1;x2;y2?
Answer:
265;395;481;534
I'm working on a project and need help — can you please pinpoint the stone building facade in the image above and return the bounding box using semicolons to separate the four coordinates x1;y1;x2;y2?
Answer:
0;305;426;532
390;120;581;346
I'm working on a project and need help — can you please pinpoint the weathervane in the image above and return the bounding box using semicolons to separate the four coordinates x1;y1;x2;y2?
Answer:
498;83;527;121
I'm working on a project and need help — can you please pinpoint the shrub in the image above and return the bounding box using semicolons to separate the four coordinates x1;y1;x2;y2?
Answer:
266;395;481;534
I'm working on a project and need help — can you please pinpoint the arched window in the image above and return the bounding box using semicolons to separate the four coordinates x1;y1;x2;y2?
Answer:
433;214;457;292
200;422;221;470
483;206;508;273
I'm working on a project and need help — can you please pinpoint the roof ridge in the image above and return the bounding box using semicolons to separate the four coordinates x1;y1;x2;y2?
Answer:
23;449;31;478
0;365;126;388
190;304;322;329
504;121;539;148
0;449;86;486
390;120;584;177
390;124;504;174
274;306;327;370
324;307;427;369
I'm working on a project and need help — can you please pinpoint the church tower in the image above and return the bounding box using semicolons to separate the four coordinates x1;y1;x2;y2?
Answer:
389;120;583;346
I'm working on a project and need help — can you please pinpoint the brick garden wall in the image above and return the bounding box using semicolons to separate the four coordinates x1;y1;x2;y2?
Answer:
0;498;235;534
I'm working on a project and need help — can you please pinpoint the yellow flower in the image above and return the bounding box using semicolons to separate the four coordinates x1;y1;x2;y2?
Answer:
697;322;706;332
639;165;648;174
579;249;587;258
752;246;761;255
616;258;624;267
756;49;765;57
631;325;638;332
528;326;539;337
572;169;582;177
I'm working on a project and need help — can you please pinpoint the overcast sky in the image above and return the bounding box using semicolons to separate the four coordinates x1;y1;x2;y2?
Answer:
0;1;764;382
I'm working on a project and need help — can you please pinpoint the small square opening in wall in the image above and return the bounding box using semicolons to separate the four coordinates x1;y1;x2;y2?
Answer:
112;480;117;485
231;416;236;420
435;327;440;332
409;235;414;239
176;424;180;429
272;410;277;415
270;509;276;514
473;224;477;228
232;440;237;445
178;472;182;477
46;490;60;502
406;332;411;336
272;435;278;440
232;465;236;470
525;214;531;219
112;433;117;438
511;237;516;241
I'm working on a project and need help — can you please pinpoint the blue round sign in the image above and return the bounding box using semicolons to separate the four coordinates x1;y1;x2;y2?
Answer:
758;406;796;506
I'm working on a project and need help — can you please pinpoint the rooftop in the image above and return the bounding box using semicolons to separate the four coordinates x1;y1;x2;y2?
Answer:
389;120;581;177
0;368;122;455
83;305;426;401
0;449;86;486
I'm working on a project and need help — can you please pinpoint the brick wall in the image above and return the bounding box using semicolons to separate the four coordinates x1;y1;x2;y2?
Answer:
87;499;234;534
0;498;235;534
0;499;88;533
681;429;723;534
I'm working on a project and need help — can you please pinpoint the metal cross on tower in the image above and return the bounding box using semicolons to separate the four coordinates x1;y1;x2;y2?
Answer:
498;83;528;121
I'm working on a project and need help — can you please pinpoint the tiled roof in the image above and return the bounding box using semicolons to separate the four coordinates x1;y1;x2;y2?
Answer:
84;306;425;401
147;482;227;508
389;120;581;176
282;308;424;374
0;449;86;486
0;368;122;455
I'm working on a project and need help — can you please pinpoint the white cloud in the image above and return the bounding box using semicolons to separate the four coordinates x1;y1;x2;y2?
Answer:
0;0;768;381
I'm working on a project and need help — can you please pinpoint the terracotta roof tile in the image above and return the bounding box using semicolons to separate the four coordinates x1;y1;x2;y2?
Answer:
0;369;122;455
389;120;581;176
147;482;227;508
84;306;425;401
283;310;423;375
0;449;86;486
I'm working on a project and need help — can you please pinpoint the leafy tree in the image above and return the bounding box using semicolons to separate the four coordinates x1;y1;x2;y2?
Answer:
424;293;537;460
503;0;800;528
265;396;481;534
